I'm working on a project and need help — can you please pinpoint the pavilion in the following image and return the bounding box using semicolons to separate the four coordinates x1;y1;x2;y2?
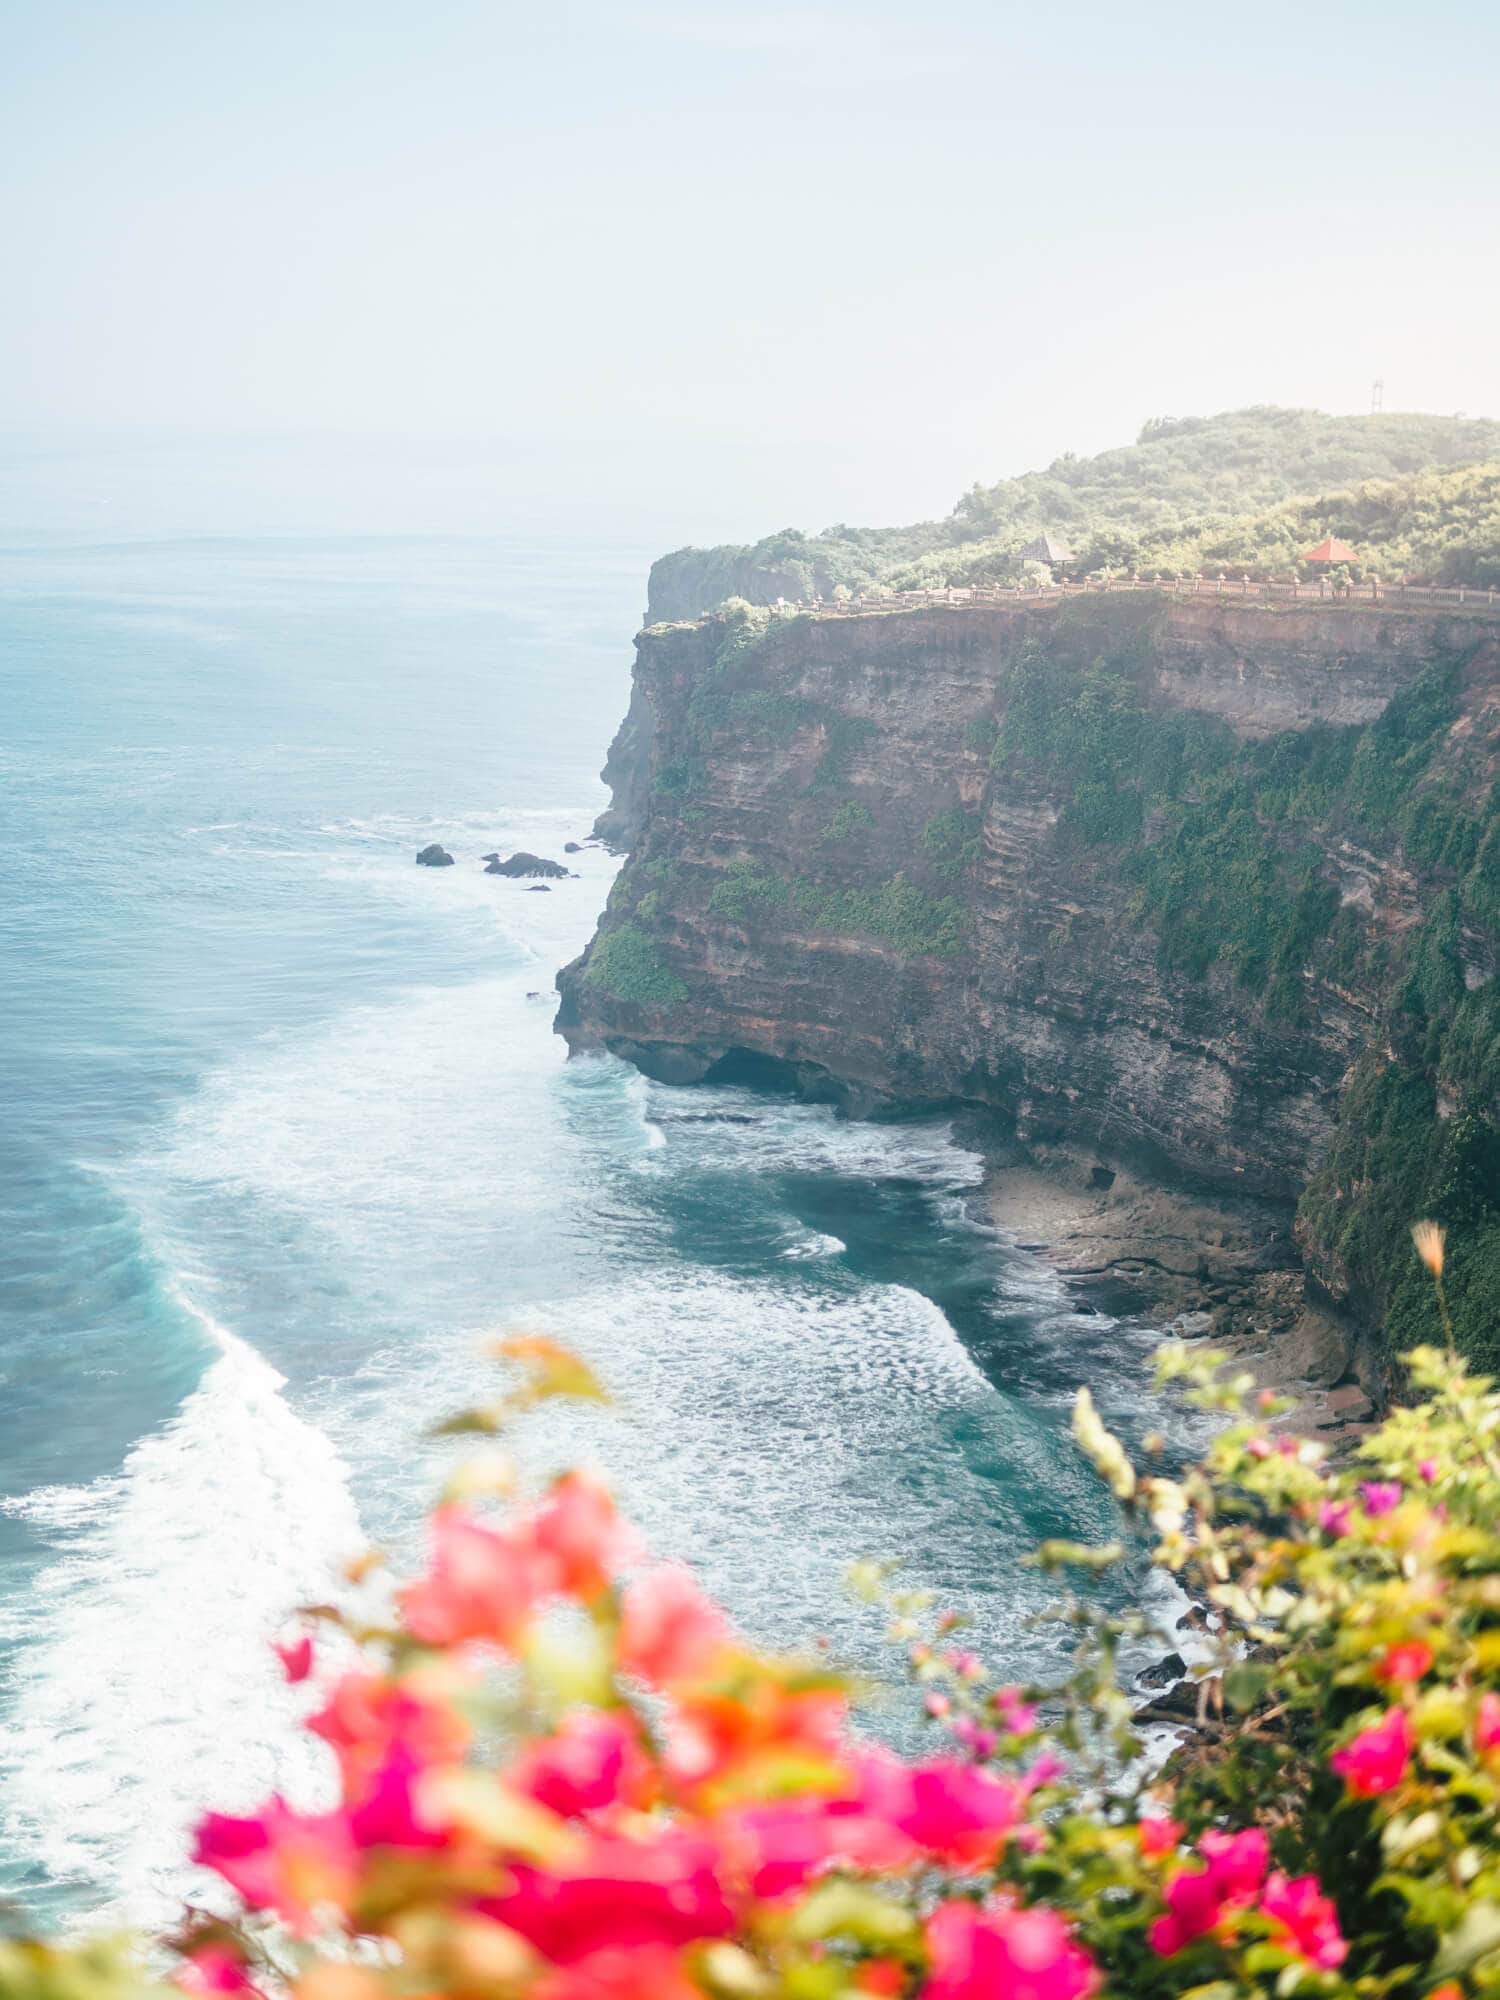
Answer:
1020;532;1076;565
1302;535;1359;563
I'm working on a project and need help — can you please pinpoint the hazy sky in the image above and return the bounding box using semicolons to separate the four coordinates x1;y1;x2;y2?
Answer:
4;0;1497;537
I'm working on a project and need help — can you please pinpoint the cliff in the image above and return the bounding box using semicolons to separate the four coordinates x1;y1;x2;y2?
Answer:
560;594;1500;1368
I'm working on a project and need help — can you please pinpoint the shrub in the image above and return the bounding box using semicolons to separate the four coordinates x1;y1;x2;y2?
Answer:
583;923;686;1006
819;800;875;846
921;809;983;881
20;1239;1500;2000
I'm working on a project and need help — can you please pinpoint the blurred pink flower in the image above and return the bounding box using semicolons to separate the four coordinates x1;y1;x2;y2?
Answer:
192;1799;357;1932
895;1758;1029;1869
1330;1707;1413;1796
174;1947;261;1996
1147;1866;1222;1955
274;1634;314;1684
616;1565;729;1687
511;1710;655;1819
478;1829;734;1964
1318;1499;1353;1536
1359;1482;1402;1518
1199;1826;1269;1901
925;1899;1098;2000
533;1471;640;1601
1261;1871;1347;1968
400;1506;555;1650
308;1671;470;1800
717;1794;914;1899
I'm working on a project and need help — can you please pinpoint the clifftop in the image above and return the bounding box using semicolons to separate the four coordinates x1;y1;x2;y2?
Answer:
646;408;1500;622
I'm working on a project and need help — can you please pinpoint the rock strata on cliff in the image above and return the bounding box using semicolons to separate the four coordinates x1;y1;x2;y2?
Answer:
561;594;1500;1366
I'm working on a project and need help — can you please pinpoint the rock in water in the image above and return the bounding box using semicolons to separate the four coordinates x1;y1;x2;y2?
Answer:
526;884;552;892
416;843;455;867
564;841;582;853
1137;1651;1187;1688
484;851;569;878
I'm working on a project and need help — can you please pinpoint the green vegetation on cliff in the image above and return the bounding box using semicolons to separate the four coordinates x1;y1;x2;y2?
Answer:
709;860;968;957
647;409;1500;620
996;635;1500;1364
583;923;687;1006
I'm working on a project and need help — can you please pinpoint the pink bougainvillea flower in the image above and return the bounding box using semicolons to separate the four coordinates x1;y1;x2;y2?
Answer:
953;1715;998;1759
346;1751;449;1852
1147;1867;1223;1956
716;1793;915;1899
174;1947;261;1996
894;1757;1031;1870
533;1471;640;1602
1330;1706;1413;1797
1473;1691;1500;1756
192;1799;358;1932
1360;1481;1402;1518
924;1692;952;1718
616;1564;731;1687
478;1829;735;1964
1247;1436;1273;1460
1261;1871;1348;1969
991;1685;1038;1734
510;1709;657;1820
1198;1826;1269;1901
1138;1815;1185;1858
925;1898;1098;2000
1418;1458;1438;1484
1318;1499;1353;1537
1375;1640;1434;1685
274;1634;314;1684
399;1506;555;1650
308;1671;471;1801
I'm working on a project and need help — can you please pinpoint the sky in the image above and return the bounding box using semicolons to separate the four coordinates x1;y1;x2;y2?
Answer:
3;0;1498;541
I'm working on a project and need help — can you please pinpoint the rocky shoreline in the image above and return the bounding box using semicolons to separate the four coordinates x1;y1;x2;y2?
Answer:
980;1141;1381;1448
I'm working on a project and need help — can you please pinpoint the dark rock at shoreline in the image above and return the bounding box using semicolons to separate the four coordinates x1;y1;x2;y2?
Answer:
526;884;552;892
1137;1652;1187;1689
564;841;582;853
485;851;569;879
415;843;455;867
1139;1675;1217;1723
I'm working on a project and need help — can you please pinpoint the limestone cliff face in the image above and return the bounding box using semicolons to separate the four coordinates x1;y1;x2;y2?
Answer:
560;594;1500;1338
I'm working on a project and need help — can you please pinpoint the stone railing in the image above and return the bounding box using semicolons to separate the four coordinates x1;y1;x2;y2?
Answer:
768;573;1500;617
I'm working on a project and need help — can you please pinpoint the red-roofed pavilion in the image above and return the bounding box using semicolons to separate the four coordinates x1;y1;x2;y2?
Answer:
1302;535;1359;563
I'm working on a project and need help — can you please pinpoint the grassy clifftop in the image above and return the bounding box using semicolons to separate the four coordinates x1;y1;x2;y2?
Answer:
647;408;1500;619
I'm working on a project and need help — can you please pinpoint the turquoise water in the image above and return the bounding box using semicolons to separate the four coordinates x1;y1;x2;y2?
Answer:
0;524;1186;1933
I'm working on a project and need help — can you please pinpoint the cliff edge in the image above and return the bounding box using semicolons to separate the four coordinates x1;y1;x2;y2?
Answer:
560;594;1500;1373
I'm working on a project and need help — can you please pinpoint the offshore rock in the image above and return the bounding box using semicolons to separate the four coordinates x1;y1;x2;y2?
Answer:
485;851;569;879
415;843;455;867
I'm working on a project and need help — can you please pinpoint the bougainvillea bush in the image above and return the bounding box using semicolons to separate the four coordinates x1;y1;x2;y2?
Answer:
7;1229;1500;2000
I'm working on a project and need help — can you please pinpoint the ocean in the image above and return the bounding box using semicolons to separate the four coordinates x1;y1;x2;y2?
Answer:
0;516;1191;1934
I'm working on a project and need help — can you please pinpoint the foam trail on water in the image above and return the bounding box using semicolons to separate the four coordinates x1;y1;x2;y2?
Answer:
0;1287;361;1930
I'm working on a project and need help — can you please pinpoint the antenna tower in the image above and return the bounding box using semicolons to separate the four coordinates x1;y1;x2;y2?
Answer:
1371;377;1384;413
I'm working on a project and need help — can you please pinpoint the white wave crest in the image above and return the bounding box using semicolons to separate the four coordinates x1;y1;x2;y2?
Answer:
0;1292;361;1930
